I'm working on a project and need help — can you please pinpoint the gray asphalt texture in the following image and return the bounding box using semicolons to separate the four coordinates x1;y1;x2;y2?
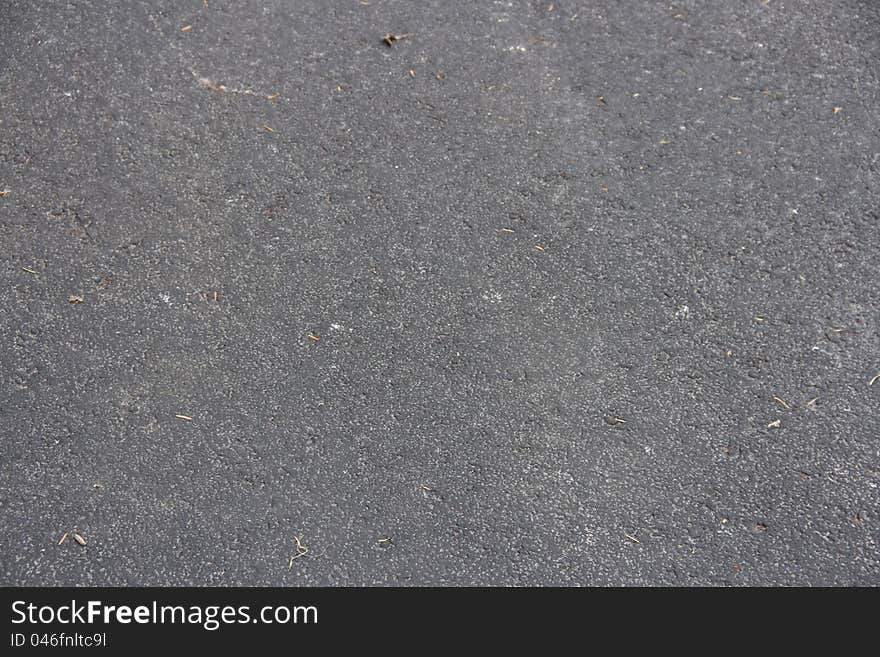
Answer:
2;0;879;586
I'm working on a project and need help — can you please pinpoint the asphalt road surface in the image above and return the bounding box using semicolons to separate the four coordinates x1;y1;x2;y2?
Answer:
2;1;879;586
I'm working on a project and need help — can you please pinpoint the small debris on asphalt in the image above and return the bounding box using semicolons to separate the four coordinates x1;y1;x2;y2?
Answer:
67;295;83;304
288;535;309;569
833;106;842;114
869;373;880;386
307;333;319;341
382;33;409;47
262;124;274;133
0;189;10;197
181;25;192;32
754;523;768;532
21;267;38;275
377;536;392;543
73;532;87;546
767;419;781;428
772;396;790;409
604;416;627;425
198;77;227;93
624;533;640;544
175;414;193;421
58;532;69;545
